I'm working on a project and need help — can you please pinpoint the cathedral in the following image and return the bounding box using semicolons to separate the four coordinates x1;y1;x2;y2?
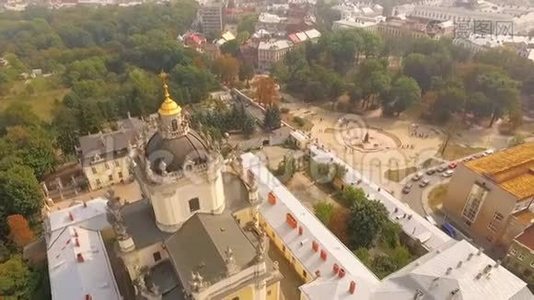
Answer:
109;74;282;300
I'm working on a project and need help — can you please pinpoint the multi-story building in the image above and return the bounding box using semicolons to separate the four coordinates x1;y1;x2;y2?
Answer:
505;224;534;287
409;5;514;27
443;143;534;252
256;12;287;33
77;116;143;191
200;0;224;36
257;39;292;73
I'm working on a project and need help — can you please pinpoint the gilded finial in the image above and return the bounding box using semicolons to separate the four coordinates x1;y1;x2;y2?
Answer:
158;71;181;116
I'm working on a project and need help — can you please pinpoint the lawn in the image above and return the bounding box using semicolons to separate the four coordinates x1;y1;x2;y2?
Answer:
441;143;485;161
384;166;417;182
0;77;68;121
428;184;448;212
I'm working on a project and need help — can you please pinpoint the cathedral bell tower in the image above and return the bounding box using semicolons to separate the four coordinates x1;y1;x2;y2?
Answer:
157;72;189;139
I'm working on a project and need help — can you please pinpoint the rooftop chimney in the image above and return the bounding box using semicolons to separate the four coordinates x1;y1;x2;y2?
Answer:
467;253;474;261
83;201;87;208
494;260;501;268
68;212;74;221
76;253;84;263
349;281;356;294
457;261;463;268
477;247;484;255
445;267;453;275
75;238;80;247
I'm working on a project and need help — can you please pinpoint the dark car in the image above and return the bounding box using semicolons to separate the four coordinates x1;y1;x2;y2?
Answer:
402;183;413;194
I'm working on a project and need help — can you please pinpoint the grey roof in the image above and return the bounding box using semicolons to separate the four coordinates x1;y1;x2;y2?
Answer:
145;130;210;173
164;213;258;293
78;117;142;165
121;199;172;249
148;260;184;299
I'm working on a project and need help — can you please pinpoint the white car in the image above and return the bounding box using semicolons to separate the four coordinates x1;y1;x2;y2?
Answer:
442;170;454;177
419;178;430;187
412;172;424;181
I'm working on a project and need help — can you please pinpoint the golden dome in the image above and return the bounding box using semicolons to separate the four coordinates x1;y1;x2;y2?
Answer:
158;72;181;116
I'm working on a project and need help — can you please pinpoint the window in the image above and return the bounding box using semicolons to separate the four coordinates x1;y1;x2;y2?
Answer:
302;270;307;279
118;172;123;179
488;212;504;232
462;183;488;223
114;160;120;167
189;197;200;213
91;167;97;174
518;253;525;261
96;179;101;186
105;163;110;170
267;290;272;296
232;297;239;300
172;119;179;131
153;251;161;262
108;175;113;182
510;248;517;256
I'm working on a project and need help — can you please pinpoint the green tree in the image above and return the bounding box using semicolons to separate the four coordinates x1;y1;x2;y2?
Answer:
239;62;254;84
237;14;258;35
371;254;398;278
0;255;32;298
220;39;240;57
0;103;41;134
263;105;281;131
382;76;421;116
348;197;389;249
0;164;43;218
314;201;334;225
4;126;57;179
339;186;367;208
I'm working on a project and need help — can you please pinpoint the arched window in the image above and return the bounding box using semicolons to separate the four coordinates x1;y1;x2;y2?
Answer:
171;119;178;131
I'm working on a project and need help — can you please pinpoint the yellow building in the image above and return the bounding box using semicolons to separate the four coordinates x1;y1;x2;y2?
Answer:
443;143;534;252
77;117;143;190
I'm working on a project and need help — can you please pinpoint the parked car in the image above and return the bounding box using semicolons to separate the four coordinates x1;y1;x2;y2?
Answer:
448;162;458;169
426;168;436;175
412;172;424;181
442;170;454;177
402;183;413;194
437;165;448;172
484;149;494;156
419;178;430;187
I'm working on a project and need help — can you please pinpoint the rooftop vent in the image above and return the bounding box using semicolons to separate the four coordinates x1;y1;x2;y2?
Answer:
445;267;453;275
76;253;84;263
457;261;463;268
494;260;501;268
414;289;424;300
477;247;484;255
467;253;474;261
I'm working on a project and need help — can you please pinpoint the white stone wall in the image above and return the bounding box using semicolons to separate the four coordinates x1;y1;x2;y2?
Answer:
149;167;226;233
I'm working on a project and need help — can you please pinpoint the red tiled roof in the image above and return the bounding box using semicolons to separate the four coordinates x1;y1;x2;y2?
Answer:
515;224;534;250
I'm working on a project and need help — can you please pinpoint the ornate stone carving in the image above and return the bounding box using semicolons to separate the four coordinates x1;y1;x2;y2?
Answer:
225;246;239;276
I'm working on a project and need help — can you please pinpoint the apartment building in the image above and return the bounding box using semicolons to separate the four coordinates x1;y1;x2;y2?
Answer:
200;0;224;36
257;39;292;73
443;143;534;252
505;224;534;287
